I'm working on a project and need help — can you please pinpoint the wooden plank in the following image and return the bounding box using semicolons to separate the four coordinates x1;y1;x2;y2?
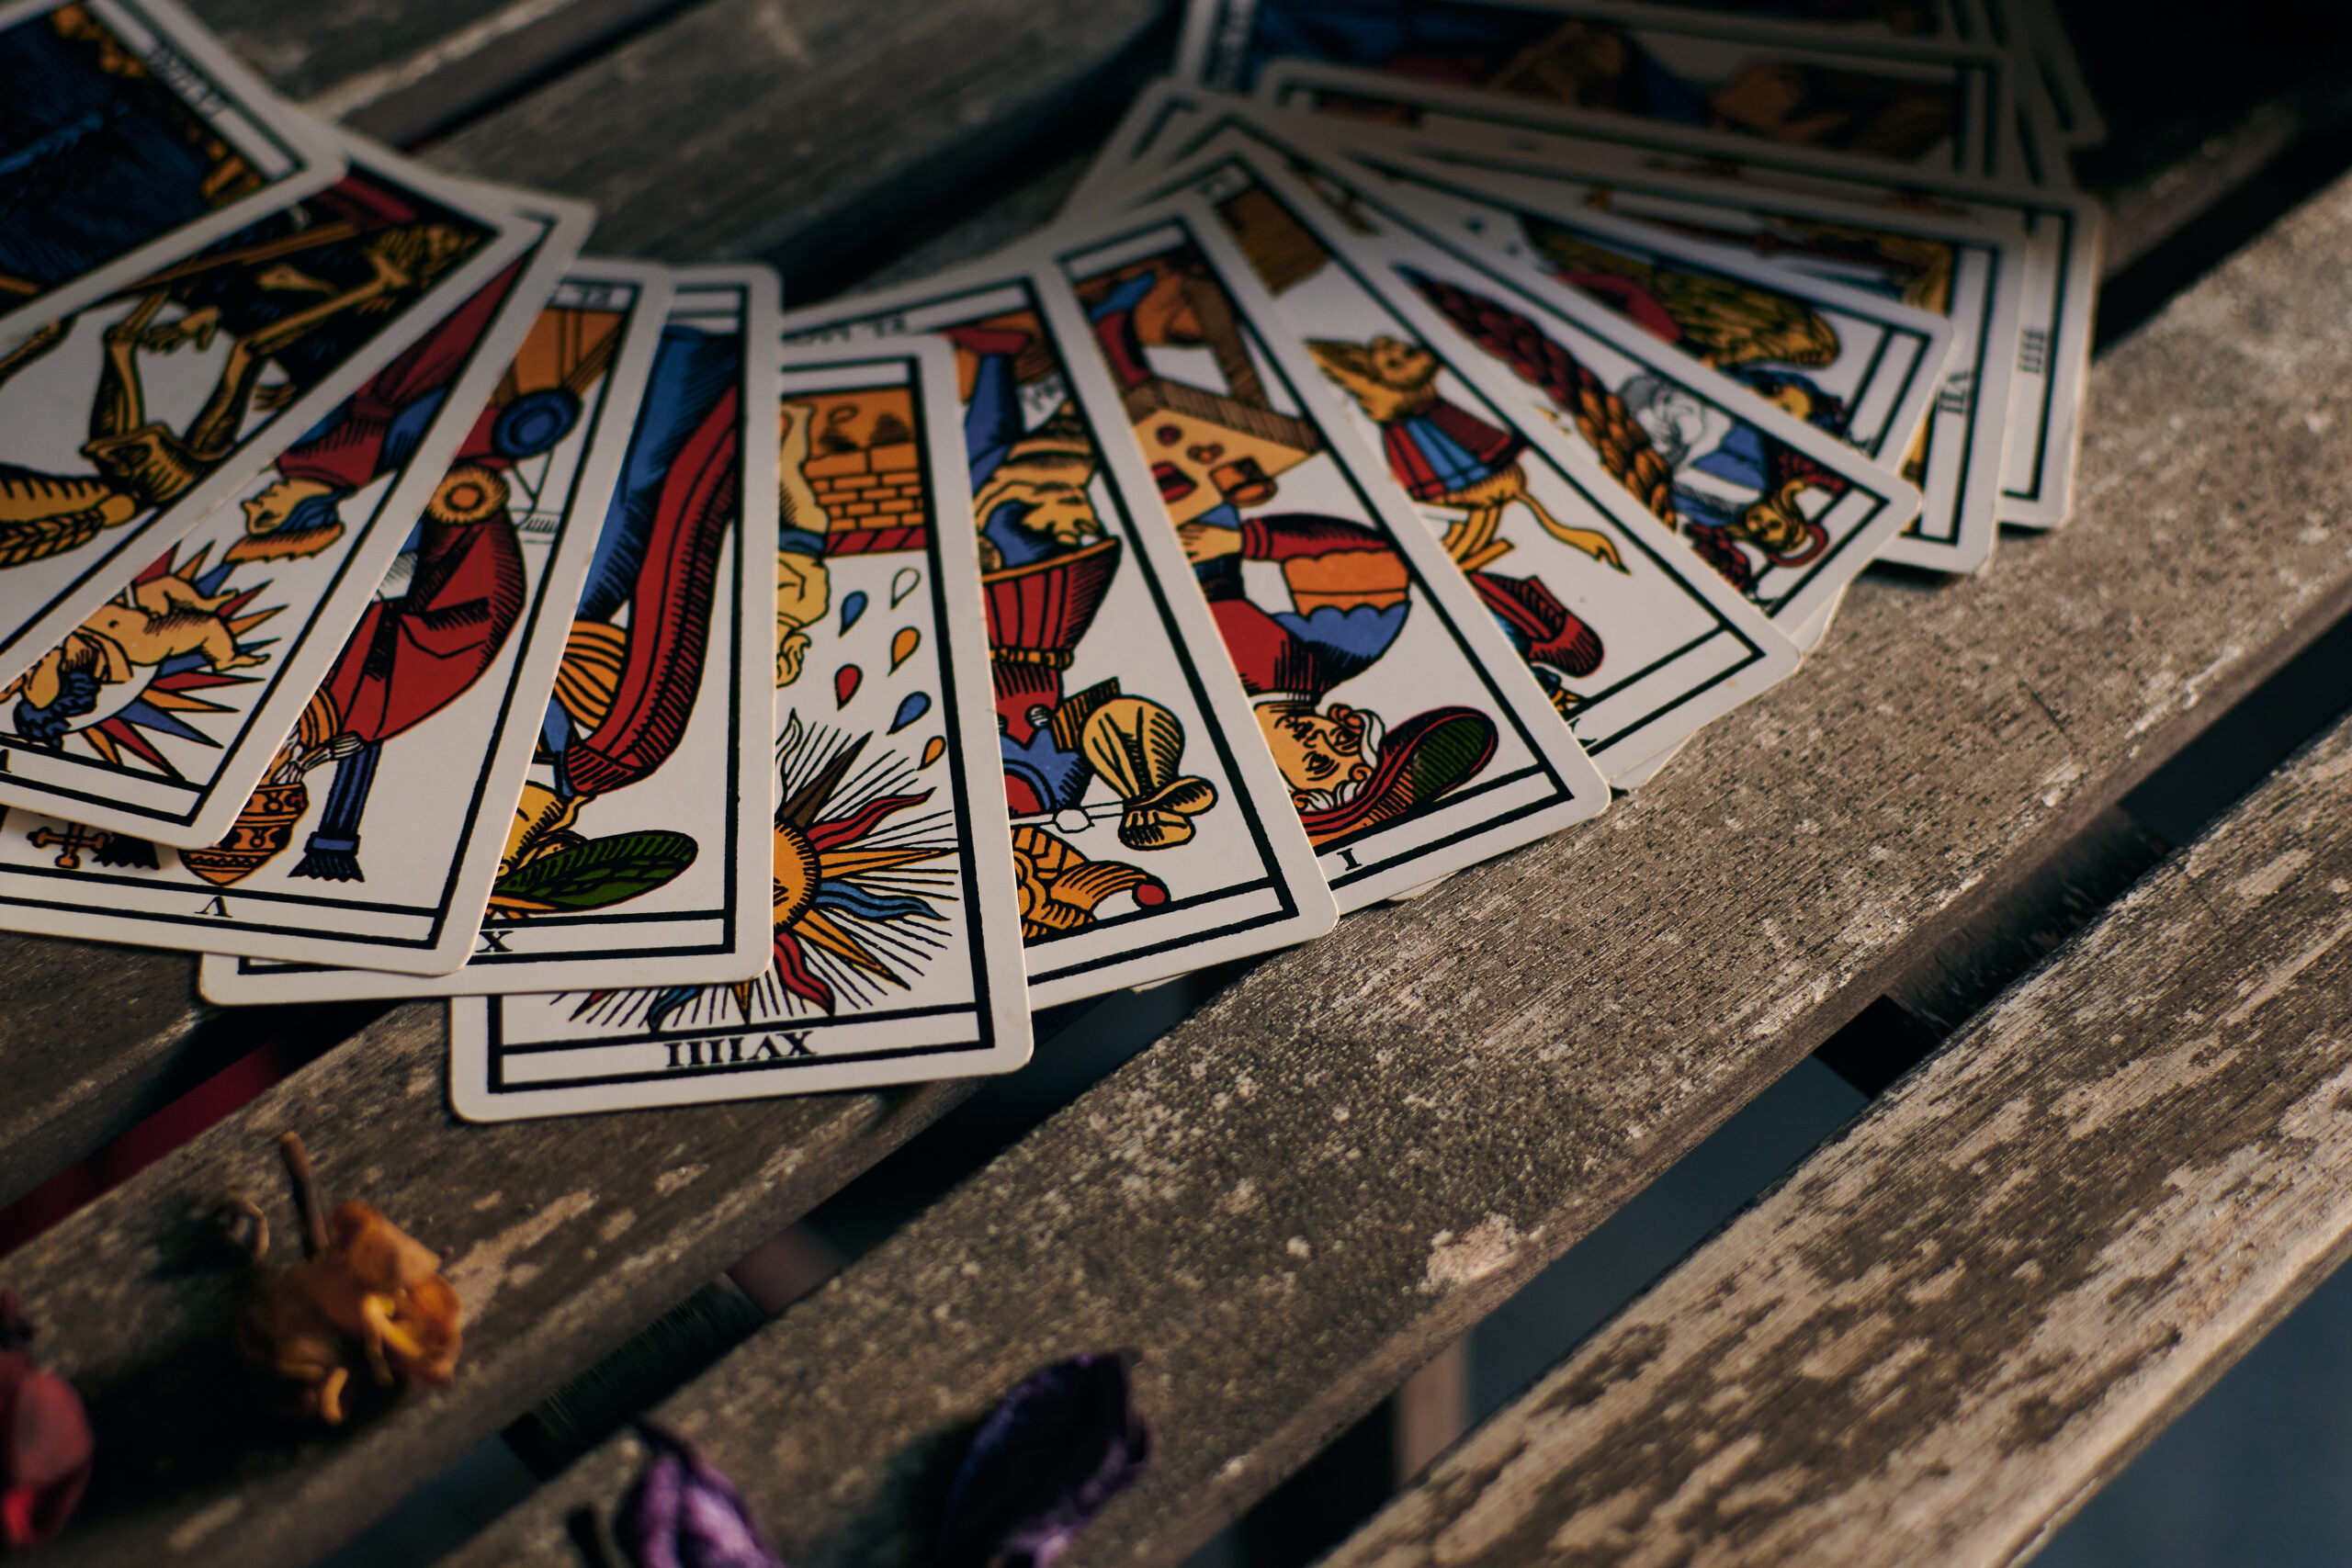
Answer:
186;0;695;144
1317;707;2352;1568
435;158;2352;1568
0;997;975;1568
0;944;198;1213
418;0;1165;292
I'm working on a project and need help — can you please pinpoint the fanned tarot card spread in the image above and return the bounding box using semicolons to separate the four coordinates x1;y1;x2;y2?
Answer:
1140;122;1921;647
446;339;1034;1121
1258;65;2097;538
175;265;672;992
1173;0;2026;183
1077;157;1800;783
0;226;604;966
1065;86;2017;571
0;200;593;848
193;269;785;997
1042;198;1611;905
0;141;549;714
0;0;346;335
1301;121;1958;481
786;265;1338;1006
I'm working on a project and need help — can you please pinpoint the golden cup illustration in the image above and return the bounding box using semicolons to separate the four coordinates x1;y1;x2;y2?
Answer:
182;779;311;887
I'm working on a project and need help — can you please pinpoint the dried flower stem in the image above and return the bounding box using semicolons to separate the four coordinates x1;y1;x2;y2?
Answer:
212;1197;270;1265
563;1505;624;1568
278;1132;327;1260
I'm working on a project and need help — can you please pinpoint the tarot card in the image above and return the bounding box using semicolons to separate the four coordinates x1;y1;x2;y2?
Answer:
1147;122;1922;633
1080;87;1956;484
1044;198;1612;904
1075;87;2015;565
1332;132;1953;477
0;232;608;965
1177;0;2021;182
1068;167;1798;780
1263;65;2088;540
191;269;784;997
786;262;1339;1005
0;139;549;712
0;0;346;336
0;203;594;848
168;266;672;992
1263;64;2098;525
444;339;1034;1120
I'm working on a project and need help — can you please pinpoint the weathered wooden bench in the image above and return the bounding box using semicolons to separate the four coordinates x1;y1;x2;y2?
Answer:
9;2;2352;1565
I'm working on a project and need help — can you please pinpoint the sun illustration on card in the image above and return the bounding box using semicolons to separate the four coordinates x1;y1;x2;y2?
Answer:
563;716;961;1034
2;543;278;773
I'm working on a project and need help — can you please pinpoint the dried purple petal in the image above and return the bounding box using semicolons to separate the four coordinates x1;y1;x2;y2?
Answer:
935;1353;1152;1568
0;1292;94;1552
615;1421;786;1568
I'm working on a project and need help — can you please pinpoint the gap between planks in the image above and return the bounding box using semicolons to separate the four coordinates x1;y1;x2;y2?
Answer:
1316;684;2352;1568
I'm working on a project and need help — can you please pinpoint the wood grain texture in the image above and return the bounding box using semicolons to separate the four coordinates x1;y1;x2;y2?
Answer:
0;997;973;1568
187;0;695;141
418;0;1166;289
437;159;2352;1568
0;943;199;1212
1320;701;2352;1568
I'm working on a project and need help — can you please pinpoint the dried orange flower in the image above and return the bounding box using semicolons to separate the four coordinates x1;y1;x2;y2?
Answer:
232;1135;463;1423
300;1202;461;1387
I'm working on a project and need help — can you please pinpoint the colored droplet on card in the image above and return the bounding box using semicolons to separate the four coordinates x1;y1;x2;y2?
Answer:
890;567;920;607
890;626;920;671
835;664;862;708
839;591;867;633
889;692;931;734
921;736;945;768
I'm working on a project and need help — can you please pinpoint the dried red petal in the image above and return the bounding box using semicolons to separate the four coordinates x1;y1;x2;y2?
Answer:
0;1344;94;1550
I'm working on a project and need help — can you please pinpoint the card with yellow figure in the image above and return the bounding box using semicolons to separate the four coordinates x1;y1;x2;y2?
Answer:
1159;124;1920;644
0;235;657;975
785;260;1335;1007
200;268;781;998
1046;197;1611;905
1066;81;2017;578
0;137;553;720
0;195;591;852
1089;131;1803;785
1064;90;1958;518
444;340;1033;1119
1257;62;2096;547
175;264;672;994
